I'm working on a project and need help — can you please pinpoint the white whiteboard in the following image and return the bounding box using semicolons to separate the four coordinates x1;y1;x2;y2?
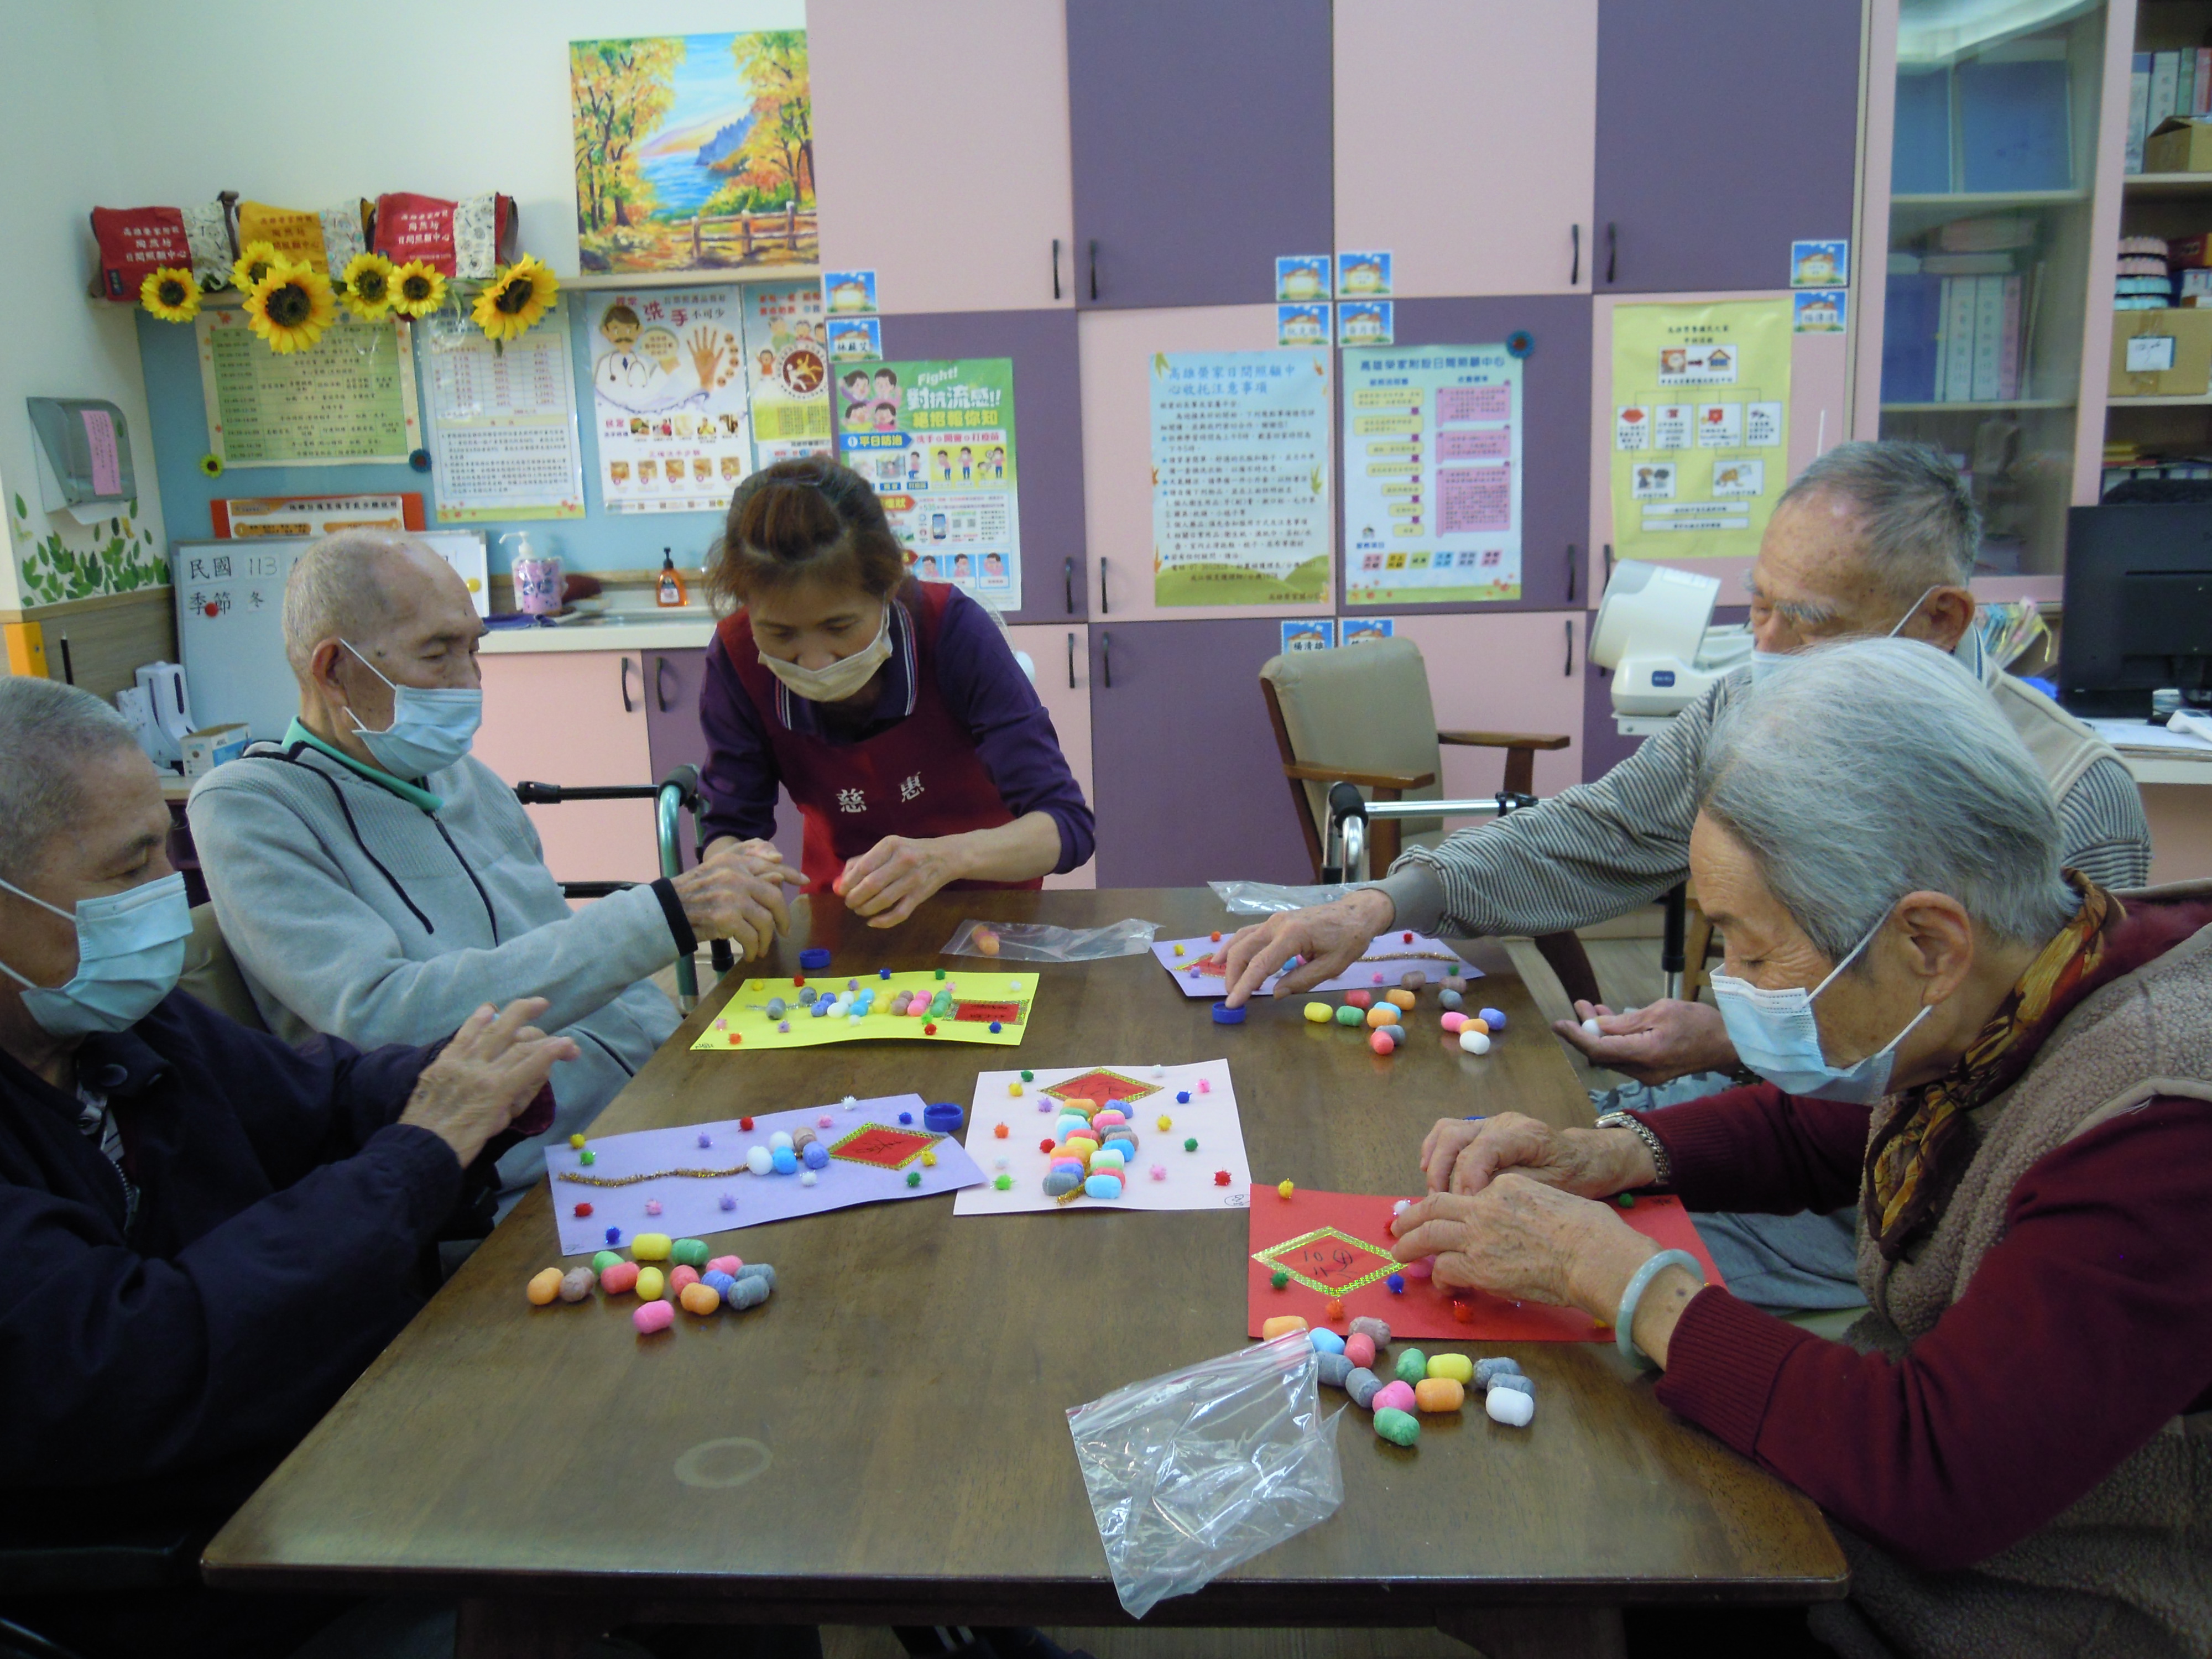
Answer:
172;532;487;742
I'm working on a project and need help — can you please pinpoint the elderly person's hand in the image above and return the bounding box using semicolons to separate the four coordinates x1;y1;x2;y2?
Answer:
401;999;578;1169
1392;1179;1702;1366
1210;889;1394;1007
671;849;804;959
1421;1110;1658;1197
1552;998;1738;1084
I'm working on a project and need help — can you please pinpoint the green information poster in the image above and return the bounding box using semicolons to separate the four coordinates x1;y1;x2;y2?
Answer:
1609;299;1791;561
838;358;1020;602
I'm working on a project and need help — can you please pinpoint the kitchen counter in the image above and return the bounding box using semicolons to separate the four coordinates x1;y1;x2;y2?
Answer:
477;610;720;653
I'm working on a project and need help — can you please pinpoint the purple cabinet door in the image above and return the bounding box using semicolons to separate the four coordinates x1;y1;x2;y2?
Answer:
1067;0;1333;310
1344;295;1593;612
644;647;806;873
876;309;1087;623
1088;620;1314;888
1593;0;1861;294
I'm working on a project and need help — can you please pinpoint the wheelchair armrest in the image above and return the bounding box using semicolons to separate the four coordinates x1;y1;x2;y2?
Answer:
559;881;638;899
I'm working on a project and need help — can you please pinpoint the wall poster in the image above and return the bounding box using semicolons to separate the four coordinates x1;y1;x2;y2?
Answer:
583;286;749;514
1150;350;1332;606
421;296;586;521
1342;344;1522;605
195;309;419;467
838;358;1020;600
739;279;832;471
1609;299;1791;561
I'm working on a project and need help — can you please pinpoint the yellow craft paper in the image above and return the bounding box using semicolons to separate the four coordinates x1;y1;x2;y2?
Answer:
690;972;1040;1052
1608;299;1791;562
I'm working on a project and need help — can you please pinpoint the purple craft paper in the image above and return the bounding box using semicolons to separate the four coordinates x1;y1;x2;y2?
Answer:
1148;934;1480;998
546;1093;985;1258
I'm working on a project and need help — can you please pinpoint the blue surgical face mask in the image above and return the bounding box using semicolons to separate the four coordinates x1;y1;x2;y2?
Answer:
0;872;191;1037
1709;910;1933;1103
342;641;482;779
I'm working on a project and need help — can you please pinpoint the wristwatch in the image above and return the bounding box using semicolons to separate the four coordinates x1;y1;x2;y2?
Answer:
1593;1110;1672;1186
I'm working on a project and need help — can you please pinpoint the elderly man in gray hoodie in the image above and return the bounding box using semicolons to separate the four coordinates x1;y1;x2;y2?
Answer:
190;530;799;1201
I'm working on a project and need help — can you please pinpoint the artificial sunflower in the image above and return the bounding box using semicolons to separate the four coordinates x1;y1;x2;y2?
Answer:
139;267;199;323
198;453;224;479
231;239;283;294
471;254;557;342
245;263;336;354
389;259;446;318
338;251;397;322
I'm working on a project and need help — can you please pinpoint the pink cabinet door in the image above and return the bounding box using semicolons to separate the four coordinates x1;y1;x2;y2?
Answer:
1334;0;1598;299
1077;304;1338;623
1005;623;1095;889
1391;613;1588;800
813;0;1074;314
476;652;658;886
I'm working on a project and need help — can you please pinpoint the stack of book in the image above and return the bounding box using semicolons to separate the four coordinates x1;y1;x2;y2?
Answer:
2102;438;2212;496
1884;260;2041;405
2128;46;2212;173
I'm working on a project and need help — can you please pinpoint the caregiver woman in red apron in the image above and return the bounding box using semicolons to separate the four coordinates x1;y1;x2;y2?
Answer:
697;457;1095;927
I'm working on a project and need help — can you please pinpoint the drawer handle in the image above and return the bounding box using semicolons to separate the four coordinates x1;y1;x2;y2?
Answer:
1564;619;1575;678
620;655;637;713
1066;631;1076;690
1605;221;1618;285
1566;543;1578;606
1088;238;1099;301
1102;630;1113;690
1052;237;1062;302
1569;223;1580;288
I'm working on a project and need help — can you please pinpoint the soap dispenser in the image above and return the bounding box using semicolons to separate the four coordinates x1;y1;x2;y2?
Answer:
655;547;688;608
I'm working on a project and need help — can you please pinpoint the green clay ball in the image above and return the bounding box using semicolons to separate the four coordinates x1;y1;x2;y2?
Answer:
1396;1348;1428;1385
591;1250;623;1273
1334;1004;1363;1026
1374;1407;1421;1447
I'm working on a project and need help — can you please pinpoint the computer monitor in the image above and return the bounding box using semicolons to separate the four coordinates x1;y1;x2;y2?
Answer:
2058;504;2212;718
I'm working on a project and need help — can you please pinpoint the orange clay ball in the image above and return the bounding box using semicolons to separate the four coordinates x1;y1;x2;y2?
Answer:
1467;1018;1490;1035
526;1267;562;1306
1365;1005;1399;1027
1414;1377;1466;1412
679;1282;722;1316
1384;988;1417;1011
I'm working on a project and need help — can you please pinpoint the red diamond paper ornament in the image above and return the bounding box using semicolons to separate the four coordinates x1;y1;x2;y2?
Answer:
828;1123;940;1170
1041;1068;1160;1110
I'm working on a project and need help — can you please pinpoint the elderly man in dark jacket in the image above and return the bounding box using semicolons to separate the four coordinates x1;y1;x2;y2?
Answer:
0;677;574;1659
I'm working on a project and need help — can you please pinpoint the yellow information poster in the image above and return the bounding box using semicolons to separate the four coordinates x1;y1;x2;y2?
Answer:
1609;299;1790;561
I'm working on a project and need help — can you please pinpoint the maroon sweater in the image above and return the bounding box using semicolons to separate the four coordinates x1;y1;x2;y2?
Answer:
1636;920;2212;1572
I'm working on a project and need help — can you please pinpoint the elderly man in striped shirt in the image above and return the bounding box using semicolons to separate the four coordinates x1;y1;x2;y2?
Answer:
1216;440;2150;1310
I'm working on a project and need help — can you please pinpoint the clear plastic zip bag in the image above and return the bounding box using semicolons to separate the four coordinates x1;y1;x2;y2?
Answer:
1066;1333;1345;1619
1208;880;1360;915
940;917;1158;961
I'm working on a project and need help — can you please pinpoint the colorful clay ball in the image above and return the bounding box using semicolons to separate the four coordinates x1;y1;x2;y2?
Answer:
633;1300;676;1335
1374;1407;1421;1447
1474;1357;1522;1387
1351;1316;1392;1345
1438;988;1464;1012
633;1266;667;1302
1373;1379;1418;1414
1317;1352;1354;1389
1427;1353;1475;1384
679;1282;722;1317
1395;1348;1429;1385
599;1261;640;1295
1479;1007;1507;1029
1486;1387;1535;1427
1459;1029;1492;1055
559;1267;594;1303
1344;1333;1376;1369
1334;1004;1364;1026
671;1238;710;1269
632;1233;672;1261
1489;1371;1535;1399
1309;1327;1346;1356
1345;1367;1384;1408
526;1267;564;1306
1303;1002;1333;1024
1415;1378;1466;1412
1261;1314;1309;1340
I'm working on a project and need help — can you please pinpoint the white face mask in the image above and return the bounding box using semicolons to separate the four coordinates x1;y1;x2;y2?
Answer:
759;602;893;705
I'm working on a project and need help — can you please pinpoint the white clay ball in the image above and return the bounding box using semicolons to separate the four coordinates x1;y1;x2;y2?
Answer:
1580;1018;1603;1039
1486;1386;1534;1427
1458;1029;1491;1056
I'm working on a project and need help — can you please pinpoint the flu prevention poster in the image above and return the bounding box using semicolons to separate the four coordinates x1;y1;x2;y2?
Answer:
740;279;832;470
583;288;750;513
838;359;1021;600
1610;299;1790;560
1343;345;1522;605
1150;351;1333;606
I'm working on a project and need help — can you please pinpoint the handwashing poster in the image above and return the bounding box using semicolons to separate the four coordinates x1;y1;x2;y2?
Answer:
585;288;751;513
739;279;832;471
1342;345;1523;606
838;358;1021;598
1609;299;1790;561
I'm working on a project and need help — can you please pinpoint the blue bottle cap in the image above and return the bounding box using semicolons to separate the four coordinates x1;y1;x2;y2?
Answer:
798;947;831;971
1211;1003;1247;1025
922;1102;964;1133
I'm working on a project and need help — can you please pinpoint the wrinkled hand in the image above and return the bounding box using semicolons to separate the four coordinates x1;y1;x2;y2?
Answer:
1552;998;1737;1085
1392;1177;1652;1311
839;835;963;928
1210;890;1395;1008
401;999;578;1168
1420;1110;1653;1197
672;852;804;959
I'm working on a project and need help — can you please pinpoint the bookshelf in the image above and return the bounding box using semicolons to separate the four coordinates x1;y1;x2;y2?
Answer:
1872;0;2112;580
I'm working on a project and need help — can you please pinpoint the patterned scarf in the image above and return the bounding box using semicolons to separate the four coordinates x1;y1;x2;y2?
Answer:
1863;874;2120;1260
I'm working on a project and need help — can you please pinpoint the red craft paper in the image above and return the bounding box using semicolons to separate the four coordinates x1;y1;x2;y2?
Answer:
1245;1186;1724;1342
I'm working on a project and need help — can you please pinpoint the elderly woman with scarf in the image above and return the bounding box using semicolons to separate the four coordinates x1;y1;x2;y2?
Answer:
1400;638;2212;1659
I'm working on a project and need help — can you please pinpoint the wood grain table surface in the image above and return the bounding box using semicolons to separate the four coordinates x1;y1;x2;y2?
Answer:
203;890;1844;1653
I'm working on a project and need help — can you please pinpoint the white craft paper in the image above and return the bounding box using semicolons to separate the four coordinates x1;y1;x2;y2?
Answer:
547;1093;985;1257
953;1061;1252;1215
1148;933;1480;998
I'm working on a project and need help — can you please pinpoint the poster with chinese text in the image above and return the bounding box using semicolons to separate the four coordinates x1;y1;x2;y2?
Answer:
740;279;832;471
1343;345;1522;605
194;309;419;467
1609;300;1791;561
838;359;1020;600
421;298;585;521
1150;351;1332;606
583;288;749;514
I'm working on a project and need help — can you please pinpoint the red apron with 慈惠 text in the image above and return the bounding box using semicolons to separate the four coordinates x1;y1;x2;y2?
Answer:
718;582;1041;895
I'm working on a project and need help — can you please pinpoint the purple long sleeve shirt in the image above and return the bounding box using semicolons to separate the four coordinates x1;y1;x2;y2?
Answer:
698;586;1095;874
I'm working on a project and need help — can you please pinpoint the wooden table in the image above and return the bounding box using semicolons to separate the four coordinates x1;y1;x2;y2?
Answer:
204;890;1845;1657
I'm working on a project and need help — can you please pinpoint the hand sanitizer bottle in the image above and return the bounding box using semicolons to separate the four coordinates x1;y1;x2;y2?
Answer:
656;547;688;608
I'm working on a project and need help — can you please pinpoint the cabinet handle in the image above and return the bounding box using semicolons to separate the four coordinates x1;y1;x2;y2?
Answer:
1052;237;1062;301
1099;556;1110;615
1569;223;1579;288
1603;542;1615;588
620;655;637;713
654;655;673;714
1101;630;1113;689
1064;555;1074;614
57;637;74;686
1566;543;1578;606
1605;221;1617;285
1066;630;1076;690
1088;238;1099;301
1564;619;1575;678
